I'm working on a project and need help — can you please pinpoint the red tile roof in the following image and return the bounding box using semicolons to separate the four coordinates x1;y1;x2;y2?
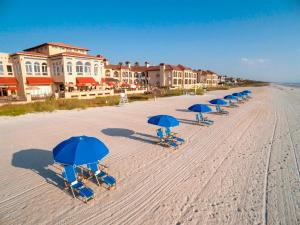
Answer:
11;51;49;57
50;52;103;59
23;42;89;51
130;66;148;72
0;77;18;85
146;66;160;71
26;77;52;85
105;64;129;70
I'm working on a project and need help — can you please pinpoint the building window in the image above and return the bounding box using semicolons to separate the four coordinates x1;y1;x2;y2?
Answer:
173;79;177;85
25;61;32;75
113;71;119;77
84;62;91;75
94;64;98;76
42;63;48;75
76;61;83;75
34;62;41;75
7;65;13;75
105;70;110;77
0;62;3;75
67;62;72;75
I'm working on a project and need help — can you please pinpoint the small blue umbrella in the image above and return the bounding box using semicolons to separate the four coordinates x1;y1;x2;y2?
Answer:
209;98;228;105
148;115;179;127
224;95;238;101
244;90;252;94
188;104;212;113
239;92;248;96
53;136;109;165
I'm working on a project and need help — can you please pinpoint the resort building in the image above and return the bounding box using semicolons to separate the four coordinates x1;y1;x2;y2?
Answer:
197;70;219;87
1;42;106;100
0;53;17;98
146;63;199;88
0;41;225;101
103;61;148;87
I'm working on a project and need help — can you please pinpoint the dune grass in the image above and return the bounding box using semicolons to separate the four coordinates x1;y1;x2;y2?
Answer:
0;96;120;116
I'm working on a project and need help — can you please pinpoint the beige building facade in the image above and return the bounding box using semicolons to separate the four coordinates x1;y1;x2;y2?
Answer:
0;42;105;100
147;63;199;88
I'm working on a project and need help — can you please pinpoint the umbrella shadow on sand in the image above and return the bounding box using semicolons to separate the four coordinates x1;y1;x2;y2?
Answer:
176;109;190;112
101;128;158;145
11;149;64;188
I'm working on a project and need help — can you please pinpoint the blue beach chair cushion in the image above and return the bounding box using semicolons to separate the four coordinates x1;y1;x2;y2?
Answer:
165;127;185;143
157;128;178;148
63;165;94;201
216;105;229;114
196;114;214;125
88;162;116;187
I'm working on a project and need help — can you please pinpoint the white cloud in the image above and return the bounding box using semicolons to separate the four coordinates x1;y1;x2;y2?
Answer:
241;57;269;65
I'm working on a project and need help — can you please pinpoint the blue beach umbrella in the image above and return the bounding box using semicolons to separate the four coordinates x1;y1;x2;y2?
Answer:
147;115;179;127
188;104;212;113
224;95;238;101
209;98;228;105
244;90;252;94
239;92;248;97
53;136;109;165
232;92;243;98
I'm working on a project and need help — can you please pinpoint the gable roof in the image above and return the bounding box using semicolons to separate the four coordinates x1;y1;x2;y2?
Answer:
23;42;89;51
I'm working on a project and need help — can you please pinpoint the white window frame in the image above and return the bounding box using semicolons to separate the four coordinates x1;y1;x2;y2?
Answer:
34;62;41;75
25;61;33;75
0;62;4;75
42;63;48;75
84;62;91;75
67;62;72;75
76;61;83;75
94;64;98;76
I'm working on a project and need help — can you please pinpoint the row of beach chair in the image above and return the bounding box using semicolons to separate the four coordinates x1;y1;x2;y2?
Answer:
62;162;116;203
156;127;185;149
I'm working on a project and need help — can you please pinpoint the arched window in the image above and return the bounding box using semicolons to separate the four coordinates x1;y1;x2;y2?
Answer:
42;63;47;75
114;71;119;77
34;62;40;75
94;64;99;76
25;61;32;75
76;61;83;75
0;62;3;75
67;62;72;75
105;70;110;77
84;62;91;75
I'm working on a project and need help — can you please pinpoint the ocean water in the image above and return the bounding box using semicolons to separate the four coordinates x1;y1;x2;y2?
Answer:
279;83;300;88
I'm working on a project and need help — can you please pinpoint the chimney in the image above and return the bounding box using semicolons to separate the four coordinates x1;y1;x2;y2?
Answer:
134;61;140;67
125;61;131;68
145;61;150;68
118;62;123;66
103;58;109;65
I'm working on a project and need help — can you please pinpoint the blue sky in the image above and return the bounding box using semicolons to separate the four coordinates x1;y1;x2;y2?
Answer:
0;0;299;82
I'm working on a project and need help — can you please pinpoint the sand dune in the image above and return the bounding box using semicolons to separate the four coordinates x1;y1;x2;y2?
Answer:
0;85;299;225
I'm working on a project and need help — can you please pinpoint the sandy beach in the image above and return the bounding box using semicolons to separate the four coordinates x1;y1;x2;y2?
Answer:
0;85;299;225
